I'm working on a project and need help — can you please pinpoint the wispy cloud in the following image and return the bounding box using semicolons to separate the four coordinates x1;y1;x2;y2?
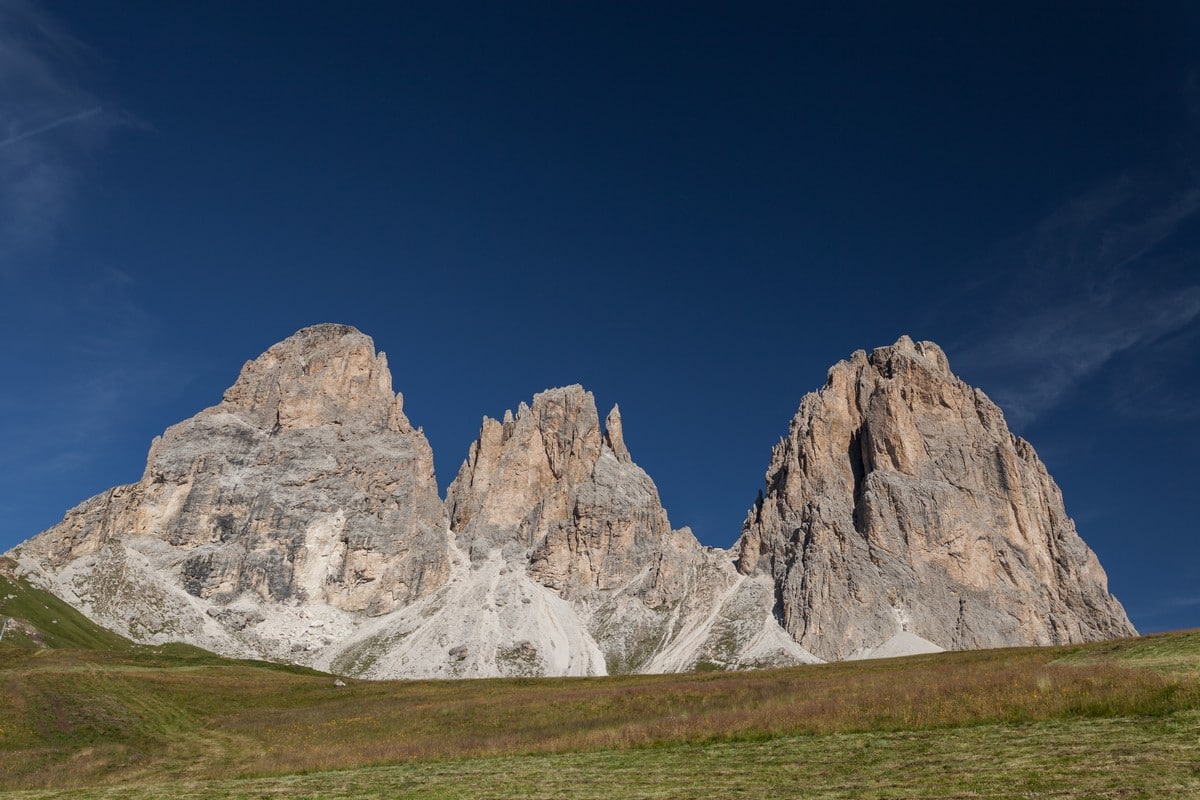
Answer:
0;0;127;261
0;2;160;489
954;151;1200;428
0;105;103;149
964;277;1200;427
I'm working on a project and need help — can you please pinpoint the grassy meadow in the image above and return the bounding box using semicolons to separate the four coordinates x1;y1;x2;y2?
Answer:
2;565;1198;798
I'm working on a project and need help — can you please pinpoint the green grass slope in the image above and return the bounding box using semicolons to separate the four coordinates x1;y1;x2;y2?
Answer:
0;558;135;652
0;556;296;666
6;712;1197;800
0;613;1197;798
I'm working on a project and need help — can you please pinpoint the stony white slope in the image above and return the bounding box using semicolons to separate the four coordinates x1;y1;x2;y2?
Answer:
15;515;816;678
314;539;609;679
642;571;821;672
13;532;362;664
846;631;944;661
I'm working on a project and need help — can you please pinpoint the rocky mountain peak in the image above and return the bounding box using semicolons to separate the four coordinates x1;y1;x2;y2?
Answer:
445;384;689;593
735;336;1135;661
446;385;654;566
221;323;411;433
523;385;605;479
7;327;1133;679
10;323;449;662
443;382;809;673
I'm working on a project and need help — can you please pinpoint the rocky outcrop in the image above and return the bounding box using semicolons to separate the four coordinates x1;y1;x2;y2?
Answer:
734;336;1135;662
444;386;815;673
447;388;687;601
8;332;812;677
8;326;1134;678
11;324;451;662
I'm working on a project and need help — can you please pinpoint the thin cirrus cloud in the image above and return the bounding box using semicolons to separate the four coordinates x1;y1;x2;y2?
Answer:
955;166;1200;430
0;0;126;261
0;105;104;149
968;284;1200;428
952;75;1200;430
0;2;161;488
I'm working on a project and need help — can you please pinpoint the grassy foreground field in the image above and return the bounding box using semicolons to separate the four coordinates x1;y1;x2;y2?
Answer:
2;569;1198;798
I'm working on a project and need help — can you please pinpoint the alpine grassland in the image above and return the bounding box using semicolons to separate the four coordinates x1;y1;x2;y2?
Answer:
2;569;1198;798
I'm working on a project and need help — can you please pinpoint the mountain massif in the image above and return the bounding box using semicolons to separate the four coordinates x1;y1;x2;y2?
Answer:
7;324;1135;678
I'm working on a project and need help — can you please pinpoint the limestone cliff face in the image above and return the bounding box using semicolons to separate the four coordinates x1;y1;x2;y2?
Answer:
445;387;815;673
8;326;1134;677
734;336;1136;662
13;324;450;659
447;389;685;601
10;350;810;677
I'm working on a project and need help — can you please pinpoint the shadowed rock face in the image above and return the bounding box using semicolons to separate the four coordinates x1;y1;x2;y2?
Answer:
13;324;450;654
734;336;1136;662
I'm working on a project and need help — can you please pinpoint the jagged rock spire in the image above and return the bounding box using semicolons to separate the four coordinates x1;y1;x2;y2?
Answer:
444;383;810;672
445;386;673;587
604;404;630;462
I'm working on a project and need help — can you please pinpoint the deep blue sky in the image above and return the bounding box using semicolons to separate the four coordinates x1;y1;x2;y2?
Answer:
2;2;1198;634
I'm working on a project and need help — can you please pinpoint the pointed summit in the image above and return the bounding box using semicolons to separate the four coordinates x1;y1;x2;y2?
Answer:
736;337;1135;661
603;404;630;462
222;323;409;432
10;325;449;663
